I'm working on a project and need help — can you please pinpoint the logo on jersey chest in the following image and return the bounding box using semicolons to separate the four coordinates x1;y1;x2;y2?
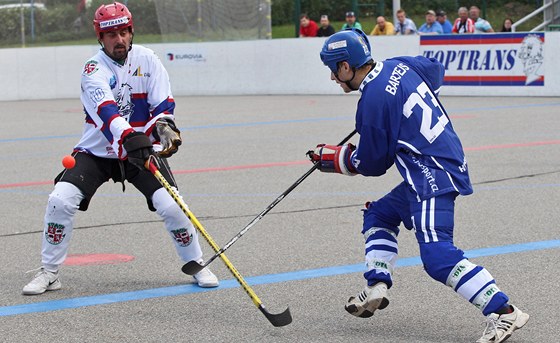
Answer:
131;66;150;78
115;83;134;121
46;222;66;245
171;228;193;247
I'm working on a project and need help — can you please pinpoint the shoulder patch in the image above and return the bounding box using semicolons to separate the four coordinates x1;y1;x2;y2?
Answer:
83;60;99;76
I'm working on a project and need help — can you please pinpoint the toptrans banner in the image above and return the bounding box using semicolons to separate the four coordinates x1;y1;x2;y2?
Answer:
420;33;544;86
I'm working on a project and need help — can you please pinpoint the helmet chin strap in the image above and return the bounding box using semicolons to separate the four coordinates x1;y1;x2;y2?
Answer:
335;68;359;91
335;63;375;91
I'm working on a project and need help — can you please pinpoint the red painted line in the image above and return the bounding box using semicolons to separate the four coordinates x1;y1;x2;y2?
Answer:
172;160;308;175
64;253;135;266
449;114;476;119
2;140;559;190
0;181;52;189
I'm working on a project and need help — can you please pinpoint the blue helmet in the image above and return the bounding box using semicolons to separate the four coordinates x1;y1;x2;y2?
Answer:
320;28;372;73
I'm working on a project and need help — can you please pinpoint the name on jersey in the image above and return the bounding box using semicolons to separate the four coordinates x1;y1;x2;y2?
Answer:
385;63;409;95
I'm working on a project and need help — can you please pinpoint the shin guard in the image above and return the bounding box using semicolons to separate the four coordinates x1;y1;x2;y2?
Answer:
152;188;203;262
42;182;83;271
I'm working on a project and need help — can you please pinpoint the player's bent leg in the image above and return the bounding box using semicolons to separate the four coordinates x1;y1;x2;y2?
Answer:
23;182;83;295
152;188;218;288
420;242;510;313
346;225;395;318
420;242;529;342
345;194;404;318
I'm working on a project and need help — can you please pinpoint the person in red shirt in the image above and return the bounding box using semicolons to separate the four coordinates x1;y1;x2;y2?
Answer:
300;13;318;37
452;7;475;34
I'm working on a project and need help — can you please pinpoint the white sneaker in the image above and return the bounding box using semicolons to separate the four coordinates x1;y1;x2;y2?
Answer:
22;268;61;295
345;282;389;318
193;267;219;288
476;305;530;343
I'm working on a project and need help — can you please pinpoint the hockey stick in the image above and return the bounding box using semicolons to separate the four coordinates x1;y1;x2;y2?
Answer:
181;129;358;276
145;158;292;327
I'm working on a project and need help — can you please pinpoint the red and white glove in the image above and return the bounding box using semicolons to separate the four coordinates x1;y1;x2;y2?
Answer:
307;143;357;175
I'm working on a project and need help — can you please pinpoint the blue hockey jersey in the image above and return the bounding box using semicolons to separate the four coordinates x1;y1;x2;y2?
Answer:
349;56;473;201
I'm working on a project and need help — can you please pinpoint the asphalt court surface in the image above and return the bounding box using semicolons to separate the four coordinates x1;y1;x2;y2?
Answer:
0;95;559;342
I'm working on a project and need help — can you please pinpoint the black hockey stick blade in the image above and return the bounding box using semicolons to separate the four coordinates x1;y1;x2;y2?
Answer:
181;260;205;275
259;304;292;327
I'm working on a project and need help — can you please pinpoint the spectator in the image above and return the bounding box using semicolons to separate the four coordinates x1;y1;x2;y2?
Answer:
452;7;475;34
501;18;514;32
317;14;335;37
436;10;453;34
394;9;417;35
299;13;318;37
341;11;362;31
470;6;494;33
370;16;395;35
418;10;443;35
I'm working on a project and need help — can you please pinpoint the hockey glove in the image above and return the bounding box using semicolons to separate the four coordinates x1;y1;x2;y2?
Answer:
306;143;357;175
123;131;154;170
153;118;182;158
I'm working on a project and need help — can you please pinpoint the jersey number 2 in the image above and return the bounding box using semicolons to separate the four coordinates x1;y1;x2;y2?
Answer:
402;82;449;143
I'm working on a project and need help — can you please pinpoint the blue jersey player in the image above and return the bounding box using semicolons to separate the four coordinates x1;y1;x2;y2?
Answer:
307;29;529;343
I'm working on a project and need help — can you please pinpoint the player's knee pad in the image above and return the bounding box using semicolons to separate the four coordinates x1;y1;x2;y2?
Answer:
419;241;466;284
152;188;188;225
362;204;401;236
46;182;83;217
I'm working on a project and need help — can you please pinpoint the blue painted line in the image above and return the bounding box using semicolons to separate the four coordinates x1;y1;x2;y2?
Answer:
0;134;82;143
0;116;351;143
1;239;559;317
181;116;351;130
4;183;560;197
3;101;560;144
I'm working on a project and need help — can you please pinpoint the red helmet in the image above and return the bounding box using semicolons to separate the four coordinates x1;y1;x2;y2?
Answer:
93;2;134;39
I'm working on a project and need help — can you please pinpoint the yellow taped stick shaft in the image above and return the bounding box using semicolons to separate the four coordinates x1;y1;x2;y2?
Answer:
151;167;263;308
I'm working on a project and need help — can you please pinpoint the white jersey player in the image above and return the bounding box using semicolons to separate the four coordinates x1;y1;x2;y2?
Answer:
308;28;529;343
23;2;218;295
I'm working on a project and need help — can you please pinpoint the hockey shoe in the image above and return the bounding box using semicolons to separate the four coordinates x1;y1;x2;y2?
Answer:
22;268;61;295
345;282;389;318
193;267;219;288
476;305;529;343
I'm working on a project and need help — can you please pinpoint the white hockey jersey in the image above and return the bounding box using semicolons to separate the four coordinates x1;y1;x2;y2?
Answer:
77;44;175;159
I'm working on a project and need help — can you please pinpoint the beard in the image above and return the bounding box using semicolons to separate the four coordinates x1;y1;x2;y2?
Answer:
107;44;129;61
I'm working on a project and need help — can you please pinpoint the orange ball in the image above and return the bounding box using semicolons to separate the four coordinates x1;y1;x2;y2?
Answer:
62;155;76;169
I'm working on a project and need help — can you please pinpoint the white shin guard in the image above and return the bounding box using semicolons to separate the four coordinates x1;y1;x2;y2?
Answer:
42;182;84;271
152;188;203;263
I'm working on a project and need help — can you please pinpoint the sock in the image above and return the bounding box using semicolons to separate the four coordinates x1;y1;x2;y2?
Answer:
496;305;513;315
